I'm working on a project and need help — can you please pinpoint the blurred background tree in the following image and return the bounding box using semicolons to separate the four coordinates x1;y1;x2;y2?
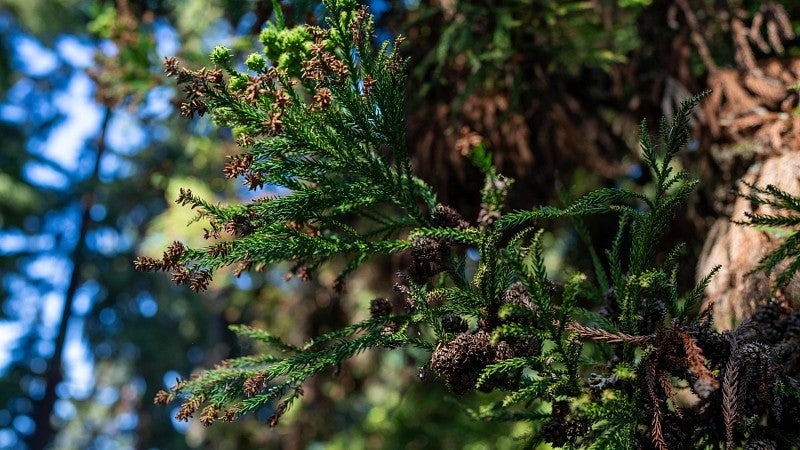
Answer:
0;0;798;449
0;1;271;448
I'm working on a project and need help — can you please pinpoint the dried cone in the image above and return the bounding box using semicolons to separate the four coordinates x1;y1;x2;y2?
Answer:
429;331;494;395
369;297;392;318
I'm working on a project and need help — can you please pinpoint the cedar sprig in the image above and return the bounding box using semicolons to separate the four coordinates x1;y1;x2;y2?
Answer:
677;264;721;321
145;0;435;291
478;92;740;447
736;181;800;289
497;94;707;334
169;311;432;422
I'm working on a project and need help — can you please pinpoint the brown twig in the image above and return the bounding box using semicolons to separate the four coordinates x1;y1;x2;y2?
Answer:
680;331;720;398
648;362;669;450
722;334;740;450
657;370;683;419
674;0;718;71
566;322;653;347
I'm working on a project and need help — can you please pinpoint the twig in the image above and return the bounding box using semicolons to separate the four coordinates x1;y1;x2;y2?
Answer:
722;334;740;450
566;321;653;346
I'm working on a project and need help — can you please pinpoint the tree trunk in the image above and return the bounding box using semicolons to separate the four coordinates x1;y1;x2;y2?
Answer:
29;107;112;450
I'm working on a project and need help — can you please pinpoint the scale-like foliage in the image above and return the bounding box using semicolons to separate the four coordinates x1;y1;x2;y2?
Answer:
135;0;434;294
140;1;800;447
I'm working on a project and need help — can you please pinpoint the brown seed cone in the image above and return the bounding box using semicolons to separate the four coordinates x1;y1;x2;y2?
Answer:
430;331;494;395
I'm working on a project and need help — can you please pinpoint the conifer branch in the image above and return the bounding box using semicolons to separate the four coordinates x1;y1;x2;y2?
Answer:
140;2;800;446
736;181;800;289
